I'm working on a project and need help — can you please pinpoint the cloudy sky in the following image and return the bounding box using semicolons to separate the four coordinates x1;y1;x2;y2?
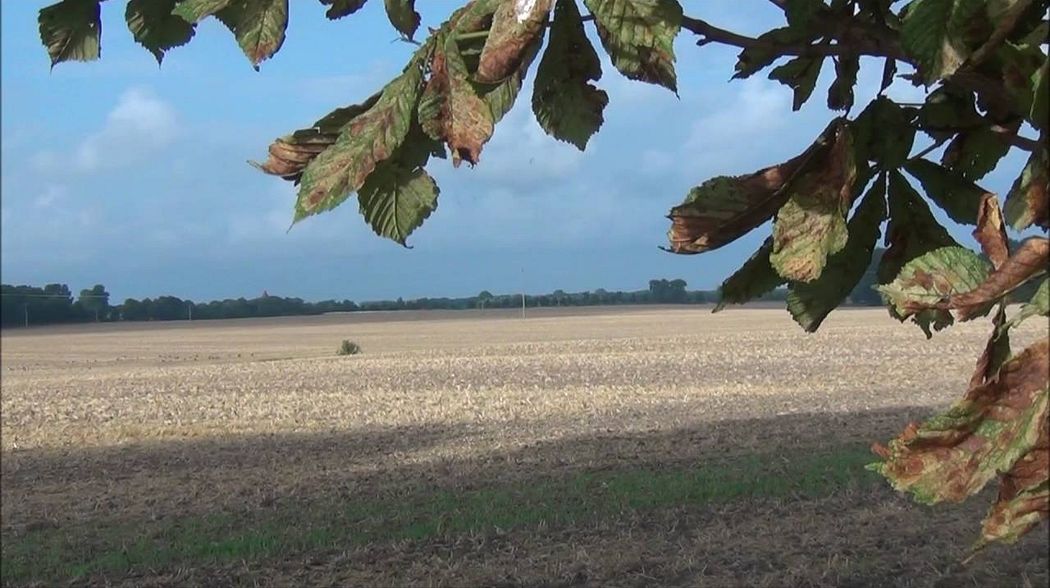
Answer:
0;1;1027;303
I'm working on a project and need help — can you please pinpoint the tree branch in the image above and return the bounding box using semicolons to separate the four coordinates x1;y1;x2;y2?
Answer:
679;15;906;60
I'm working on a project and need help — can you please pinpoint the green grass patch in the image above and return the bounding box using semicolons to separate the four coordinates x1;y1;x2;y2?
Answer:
1;445;879;585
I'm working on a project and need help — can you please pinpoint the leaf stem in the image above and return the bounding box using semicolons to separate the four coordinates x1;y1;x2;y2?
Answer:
455;30;490;41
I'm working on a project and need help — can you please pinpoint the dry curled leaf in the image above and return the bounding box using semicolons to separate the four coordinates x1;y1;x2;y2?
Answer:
948;237;1049;320
973;193;1009;269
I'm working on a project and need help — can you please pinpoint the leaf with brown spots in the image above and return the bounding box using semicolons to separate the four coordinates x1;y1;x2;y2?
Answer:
877;245;993;320
293;58;425;221
975;416;1049;550
253;92;381;182
444;33;495;166
214;0;288;69
770;120;858;283
665;127;828;255
946;237;1050;320
787;171;885;332
973;193;1010;269
869;339;1050;507
476;0;552;84
1004;146;1050;231
583;0;682;92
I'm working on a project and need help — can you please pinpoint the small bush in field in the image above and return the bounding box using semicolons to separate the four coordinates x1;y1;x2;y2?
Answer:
337;340;360;356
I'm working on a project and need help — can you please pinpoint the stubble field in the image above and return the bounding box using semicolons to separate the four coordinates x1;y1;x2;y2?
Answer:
1;306;1047;587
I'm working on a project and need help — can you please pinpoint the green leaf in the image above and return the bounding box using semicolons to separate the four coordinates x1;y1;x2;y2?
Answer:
877;245;993;319
770;121;857;282
788;173;887;332
714;239;785;311
583;0;682;92
531;0;609;150
942;126;1013;181
1031;58;1048;130
294;60;424;221
38;0;102;68
785;0;825;34
1004;147;1050;230
357;126;441;245
215;0;288;68
1006;278;1050;329
733;27;813;79
172;0;234;23
903;158;987;225
768;56;823;111
915;86;982;134
853;97;916;168
384;0;420;40
319;0;368;20
900;0;984;82
827;55;859;111
125;0;196;64
879;170;958;336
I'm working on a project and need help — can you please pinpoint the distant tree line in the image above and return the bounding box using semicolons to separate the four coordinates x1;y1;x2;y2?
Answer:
10;249;989;328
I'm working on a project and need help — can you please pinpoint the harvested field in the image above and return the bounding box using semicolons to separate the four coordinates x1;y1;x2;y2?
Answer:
1;307;1047;587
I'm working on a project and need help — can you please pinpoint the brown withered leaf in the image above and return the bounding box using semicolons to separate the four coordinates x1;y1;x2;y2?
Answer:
870;339;1050;506
476;0;552;84
975;416;1049;550
970;304;1010;388
948;237;1049;320
445;34;494;166
254;92;381;182
973;193;1009;269
666;124;830;254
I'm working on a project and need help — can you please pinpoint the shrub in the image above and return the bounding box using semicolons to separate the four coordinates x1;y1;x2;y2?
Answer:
336;340;360;356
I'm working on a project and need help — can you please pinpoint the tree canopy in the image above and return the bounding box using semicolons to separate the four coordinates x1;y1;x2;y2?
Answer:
35;0;1049;551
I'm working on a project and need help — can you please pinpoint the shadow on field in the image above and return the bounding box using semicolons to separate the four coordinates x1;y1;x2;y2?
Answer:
3;406;1049;587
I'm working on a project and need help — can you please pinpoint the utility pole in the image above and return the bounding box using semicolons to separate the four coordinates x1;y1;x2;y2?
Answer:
24;303;29;328
188;303;193;321
520;266;526;320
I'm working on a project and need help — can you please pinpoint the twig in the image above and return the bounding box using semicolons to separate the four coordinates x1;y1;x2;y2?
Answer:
679;15;906;59
907;137;951;162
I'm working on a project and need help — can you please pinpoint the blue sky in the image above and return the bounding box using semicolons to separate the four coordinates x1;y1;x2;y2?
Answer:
0;1;1028;302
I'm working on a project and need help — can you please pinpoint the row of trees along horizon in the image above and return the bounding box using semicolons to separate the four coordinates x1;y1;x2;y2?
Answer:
1;251;894;328
8;246;1039;328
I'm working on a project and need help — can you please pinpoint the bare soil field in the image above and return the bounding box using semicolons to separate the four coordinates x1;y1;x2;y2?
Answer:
1;307;1047;587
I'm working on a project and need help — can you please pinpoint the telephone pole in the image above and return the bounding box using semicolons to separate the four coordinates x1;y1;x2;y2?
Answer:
520;266;526;320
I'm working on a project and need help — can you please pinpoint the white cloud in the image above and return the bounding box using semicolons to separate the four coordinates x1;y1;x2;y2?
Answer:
34;87;178;174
